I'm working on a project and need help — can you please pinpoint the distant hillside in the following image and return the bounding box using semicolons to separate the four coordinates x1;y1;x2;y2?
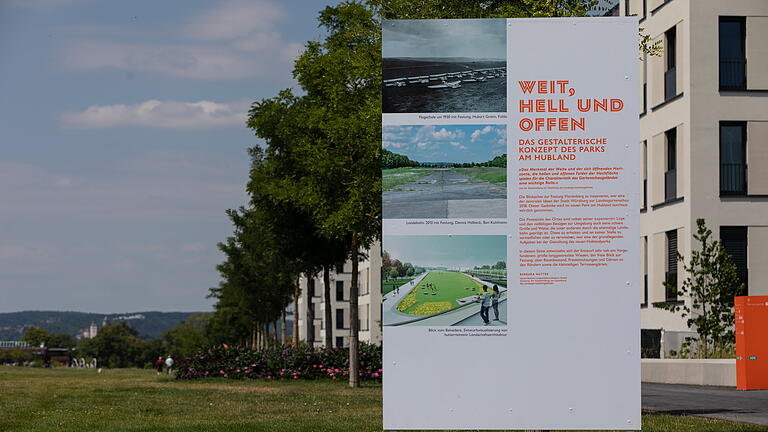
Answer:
0;311;203;341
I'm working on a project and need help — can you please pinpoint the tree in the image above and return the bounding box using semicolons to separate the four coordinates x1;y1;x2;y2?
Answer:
21;327;75;349
654;219;744;358
78;322;146;368
162;313;211;358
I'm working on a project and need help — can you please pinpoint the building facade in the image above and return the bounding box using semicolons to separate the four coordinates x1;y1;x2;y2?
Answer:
623;0;768;350
296;240;382;348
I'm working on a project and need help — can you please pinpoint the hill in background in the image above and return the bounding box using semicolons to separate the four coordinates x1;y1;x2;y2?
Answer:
0;311;202;341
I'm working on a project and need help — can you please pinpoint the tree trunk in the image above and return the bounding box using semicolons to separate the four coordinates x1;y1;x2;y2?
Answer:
251;321;257;350
281;308;287;345
293;276;300;345
307;273;315;348
273;319;279;345
348;232;360;388
324;264;333;348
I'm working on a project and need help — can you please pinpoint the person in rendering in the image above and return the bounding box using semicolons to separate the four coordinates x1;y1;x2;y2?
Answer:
165;355;174;375
491;284;500;321
477;285;491;325
155;356;164;375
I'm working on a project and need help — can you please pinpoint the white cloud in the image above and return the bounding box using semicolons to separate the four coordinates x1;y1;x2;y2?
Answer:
181;243;206;253
383;140;406;149
59;0;302;80
183;0;284;41
470;126;494;142
60;99;249;129
4;0;85;10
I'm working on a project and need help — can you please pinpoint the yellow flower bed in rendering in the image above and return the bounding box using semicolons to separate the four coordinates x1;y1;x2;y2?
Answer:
396;292;418;312
410;301;453;316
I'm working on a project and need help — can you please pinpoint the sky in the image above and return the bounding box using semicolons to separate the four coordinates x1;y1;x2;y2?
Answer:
383;124;506;163
383;19;506;60
0;0;338;314
383;235;506;270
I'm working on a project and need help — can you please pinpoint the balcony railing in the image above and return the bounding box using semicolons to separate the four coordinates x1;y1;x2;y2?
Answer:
720;163;747;195
720;59;746;90
664;67;677;100
664;169;677;201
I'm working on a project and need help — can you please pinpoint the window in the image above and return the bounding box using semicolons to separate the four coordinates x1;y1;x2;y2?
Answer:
665;230;678;301
719;17;746;90
335;336;344;348
335;261;345;274
720;122;747;195
664;27;677;100
625;0;630;16
642;52;648;114
721;226;748;296
642;0;647;20
360;305;370;331
642;140;648;210
309;279;319;297
336;308;344;329
336;280;345;301
642;236;648;307
664;128;677;201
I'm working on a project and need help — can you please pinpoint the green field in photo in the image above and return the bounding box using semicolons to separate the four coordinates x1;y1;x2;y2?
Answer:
451;166;506;183
382;167;433;190
397;271;486;316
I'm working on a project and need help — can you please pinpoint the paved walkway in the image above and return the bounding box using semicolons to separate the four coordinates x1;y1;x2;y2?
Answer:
383;169;506;218
643;382;768;426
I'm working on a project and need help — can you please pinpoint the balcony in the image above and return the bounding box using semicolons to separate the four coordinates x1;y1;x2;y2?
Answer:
664;169;677;201
664;67;677;101
720;163;746;195
720;59;746;90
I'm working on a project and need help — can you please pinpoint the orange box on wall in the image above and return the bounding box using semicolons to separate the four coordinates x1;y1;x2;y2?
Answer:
735;296;768;390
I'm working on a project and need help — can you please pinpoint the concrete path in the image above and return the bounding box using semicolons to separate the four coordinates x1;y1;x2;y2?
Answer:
383;169;506;219
643;382;768;426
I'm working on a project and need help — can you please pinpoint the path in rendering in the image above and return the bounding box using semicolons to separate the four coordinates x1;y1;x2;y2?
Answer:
383;169;506;219
643;382;768;426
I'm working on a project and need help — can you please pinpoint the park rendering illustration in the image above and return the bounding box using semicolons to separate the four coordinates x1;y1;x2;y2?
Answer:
382;124;506;219
382;235;507;326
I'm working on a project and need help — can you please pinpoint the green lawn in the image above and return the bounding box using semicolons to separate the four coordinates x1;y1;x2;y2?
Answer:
1;367;766;432
381;277;414;295
452;166;506;183
397;271;484;315
382;167;433;191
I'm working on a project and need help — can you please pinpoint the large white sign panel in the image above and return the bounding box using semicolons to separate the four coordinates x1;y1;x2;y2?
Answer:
382;18;639;430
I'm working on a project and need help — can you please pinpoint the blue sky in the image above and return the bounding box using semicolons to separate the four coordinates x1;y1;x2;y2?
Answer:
383;124;506;163
383;235;506;270
0;0;337;313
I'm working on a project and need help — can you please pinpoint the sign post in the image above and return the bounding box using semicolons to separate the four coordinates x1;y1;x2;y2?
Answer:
382;17;640;430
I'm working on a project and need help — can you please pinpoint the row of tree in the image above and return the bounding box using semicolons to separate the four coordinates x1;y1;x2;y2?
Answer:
18;314;213;368
473;261;507;270
383;150;507;169
382;251;425;279
207;0;662;386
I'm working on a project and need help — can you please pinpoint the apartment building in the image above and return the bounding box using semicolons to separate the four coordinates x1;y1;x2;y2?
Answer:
296;240;382;348
623;0;768;349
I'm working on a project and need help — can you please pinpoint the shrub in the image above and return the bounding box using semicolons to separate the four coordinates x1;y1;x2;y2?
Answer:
175;342;382;382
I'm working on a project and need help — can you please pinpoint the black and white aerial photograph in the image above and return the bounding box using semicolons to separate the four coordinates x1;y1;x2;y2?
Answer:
382;19;507;113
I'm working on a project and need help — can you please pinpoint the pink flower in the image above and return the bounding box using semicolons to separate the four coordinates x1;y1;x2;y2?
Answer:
373;372;379;377
219;370;225;374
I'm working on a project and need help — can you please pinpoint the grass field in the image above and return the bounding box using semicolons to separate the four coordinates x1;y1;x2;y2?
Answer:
382;167;433;191
382;277;414;295
397;271;483;316
1;366;766;432
451;166;506;183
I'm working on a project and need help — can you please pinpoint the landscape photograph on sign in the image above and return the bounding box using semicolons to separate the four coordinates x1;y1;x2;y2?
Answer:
382;235;507;327
382;124;506;219
382;18;506;113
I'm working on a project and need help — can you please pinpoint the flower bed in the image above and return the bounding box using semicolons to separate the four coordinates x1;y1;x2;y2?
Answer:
175;342;382;382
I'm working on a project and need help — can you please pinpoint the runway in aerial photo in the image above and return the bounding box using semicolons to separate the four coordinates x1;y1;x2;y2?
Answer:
382;19;506;113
